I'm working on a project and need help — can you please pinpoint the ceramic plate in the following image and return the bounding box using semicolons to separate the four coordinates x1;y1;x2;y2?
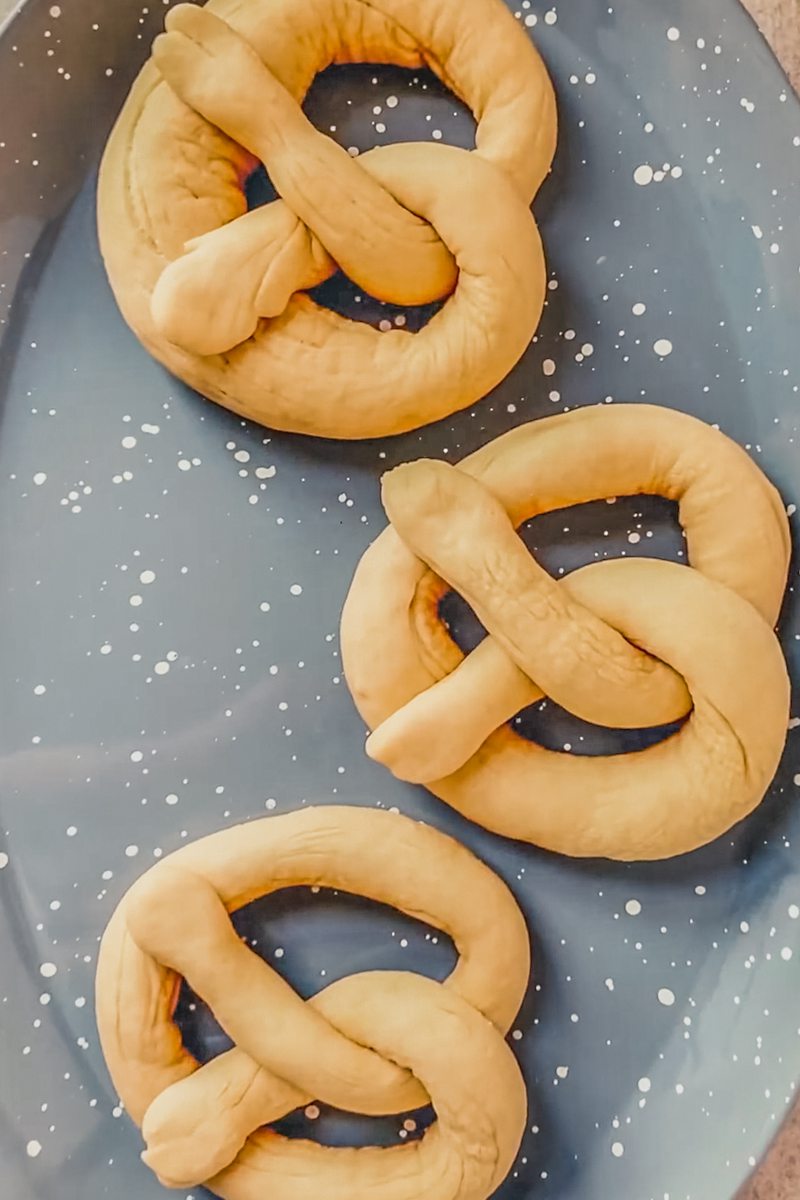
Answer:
0;1;798;1197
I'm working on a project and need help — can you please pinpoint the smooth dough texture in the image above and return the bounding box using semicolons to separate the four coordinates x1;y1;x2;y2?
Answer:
340;404;792;861
97;0;557;439
95;806;531;1199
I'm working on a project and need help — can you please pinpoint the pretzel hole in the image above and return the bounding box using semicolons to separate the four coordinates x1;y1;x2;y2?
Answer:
245;62;475;330
174;885;454;1145
439;492;690;754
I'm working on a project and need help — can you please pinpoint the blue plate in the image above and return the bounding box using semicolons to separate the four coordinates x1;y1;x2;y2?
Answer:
0;1;798;1197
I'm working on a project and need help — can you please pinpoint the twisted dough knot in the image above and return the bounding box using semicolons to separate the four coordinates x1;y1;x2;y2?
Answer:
341;405;792;861
97;0;557;439
95;807;531;1200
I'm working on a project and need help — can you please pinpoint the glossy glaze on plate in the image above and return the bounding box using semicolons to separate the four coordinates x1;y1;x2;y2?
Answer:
0;1;798;1198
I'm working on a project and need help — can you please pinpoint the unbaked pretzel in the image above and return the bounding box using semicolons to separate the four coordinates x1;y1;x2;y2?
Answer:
341;405;792;861
95;806;531;1199
97;0;556;439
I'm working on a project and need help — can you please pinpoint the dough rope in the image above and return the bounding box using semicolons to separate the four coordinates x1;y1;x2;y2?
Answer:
340;405;792;861
97;0;557;439
95;806;531;1199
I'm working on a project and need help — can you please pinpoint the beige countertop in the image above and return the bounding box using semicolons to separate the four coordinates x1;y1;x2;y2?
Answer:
0;0;797;1195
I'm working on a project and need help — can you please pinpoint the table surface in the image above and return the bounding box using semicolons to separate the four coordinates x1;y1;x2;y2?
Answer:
0;0;797;1196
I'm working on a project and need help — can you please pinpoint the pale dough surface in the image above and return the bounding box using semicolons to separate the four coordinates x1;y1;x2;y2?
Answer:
95;806;531;1199
97;0;557;439
341;405;791;861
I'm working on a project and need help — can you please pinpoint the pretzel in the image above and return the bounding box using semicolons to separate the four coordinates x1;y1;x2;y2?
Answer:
95;806;531;1199
97;0;556;439
341;405;792;861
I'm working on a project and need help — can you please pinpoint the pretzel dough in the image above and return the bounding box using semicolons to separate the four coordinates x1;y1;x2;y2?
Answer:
341;405;792;860
96;806;531;1199
97;0;556;439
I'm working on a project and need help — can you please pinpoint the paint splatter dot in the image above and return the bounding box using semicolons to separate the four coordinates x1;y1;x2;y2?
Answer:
154;661;170;675
632;302;646;316
165;794;179;806
33;472;47;485
654;338;673;356
781;947;793;961
634;164;654;186
611;1141;624;1157
125;845;139;858
658;987;676;1007
121;436;137;450
543;359;556;376
139;570;156;585
290;584;303;596
0;852;8;869
26;1140;42;1158
667;26;680;41
625;899;642;916
638;1077;651;1093
40;962;57;978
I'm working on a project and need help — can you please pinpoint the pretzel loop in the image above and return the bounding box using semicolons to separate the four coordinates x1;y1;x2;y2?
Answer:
341;405;791;861
96;807;531;1199
97;0;557;438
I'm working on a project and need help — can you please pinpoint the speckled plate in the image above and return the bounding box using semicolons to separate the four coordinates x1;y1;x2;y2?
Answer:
0;1;798;1197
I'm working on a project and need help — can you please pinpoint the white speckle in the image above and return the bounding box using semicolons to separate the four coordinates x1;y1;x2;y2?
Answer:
740;97;756;114
580;343;594;357
165;793;179;806
544;9;557;24
675;1083;685;1095
129;594;143;607
139;570;156;585
787;504;796;518
289;584;303;596
305;1105;320;1120
259;601;271;612
0;852;7;869
752;225;763;239
632;302;646;316
33;472;47;485
781;947;793;961
658;987;676;1007
627;532;641;545
644;121;654;133
154;661;170;676
255;465;276;480
625;899;642;916
432;129;443;140
66;826;77;837
789;905;799;919
556;1065;569;1079
39;962;57;978
141;423;160;435
670;165;683;179
100;643;112;655
604;978;615;991
386;95;398;108
585;72;596;85
233;449;250;463
376;122;386;134
524;13;537;25
653;338;673;357
75;996;86;1008
177;459;191;471
121;436;137;450
638;1077;651;1093
740;920;750;933
633;164;654;186
26;1140;42;1158
542;359;556;377
666;26;680;41
770;243;780;255
265;798;277;811
33;684;46;696
125;845;139;858
130;750;143;763
611;1141;624;1157
695;885;706;896
347;146;360;157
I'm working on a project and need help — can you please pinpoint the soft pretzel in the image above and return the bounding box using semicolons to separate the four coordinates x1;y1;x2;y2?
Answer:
95;806;531;1198
97;0;556;438
341;405;791;860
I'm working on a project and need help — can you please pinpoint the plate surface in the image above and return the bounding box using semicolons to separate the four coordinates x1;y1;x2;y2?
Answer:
1;1;799;1198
